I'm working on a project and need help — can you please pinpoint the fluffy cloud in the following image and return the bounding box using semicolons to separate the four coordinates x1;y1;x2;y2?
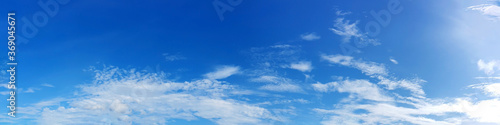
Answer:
477;59;500;75
289;61;313;72
204;65;240;80
470;83;500;97
300;32;321;41
468;4;500;21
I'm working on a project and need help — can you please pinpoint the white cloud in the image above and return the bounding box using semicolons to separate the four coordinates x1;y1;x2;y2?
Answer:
459;99;500;123
16;87;40;93
483;83;500;96
300;32;321;41
0;91;9;95
475;76;500;79
330;18;362;41
378;77;426;96
272;99;310;104
0;83;10;89
270;44;292;48
321;54;426;96
314;102;460;125
24;88;36;93
314;94;500;125
321;54;387;76
41;83;54;87
251;75;281;83
252;75;304;93
162;53;186;61
312;80;393;102
477;59;500;75
248;44;301;68
18;98;66;115
330;18;379;46
335;10;351;16
311;82;329;93
314;56;500;124
204;66;240;80
468;4;500;21
35;67;280;125
470;83;500;97
289;61;313;72
389;58;398;64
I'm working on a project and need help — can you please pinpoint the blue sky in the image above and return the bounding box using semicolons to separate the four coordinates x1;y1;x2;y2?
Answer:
2;0;500;124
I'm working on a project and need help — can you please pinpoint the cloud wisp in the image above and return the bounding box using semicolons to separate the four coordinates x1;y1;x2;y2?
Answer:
469;4;500;21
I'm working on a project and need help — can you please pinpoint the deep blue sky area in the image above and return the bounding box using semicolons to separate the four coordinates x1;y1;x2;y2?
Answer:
1;0;500;124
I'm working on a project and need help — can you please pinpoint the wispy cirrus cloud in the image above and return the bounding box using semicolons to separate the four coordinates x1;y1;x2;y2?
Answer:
321;54;425;96
204;65;240;80
162;53;186;61
321;54;387;76
470;83;500;97
335;10;351;16
330;18;379;47
468;4;500;21
252;75;304;93
41;83;54;88
389;57;398;64
312;79;393;102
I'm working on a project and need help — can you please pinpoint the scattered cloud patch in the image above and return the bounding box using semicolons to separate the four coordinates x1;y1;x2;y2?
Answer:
330;18;362;42
248;44;301;67
289;61;313;72
204;65;240;80
335;10;351;16
377;77;426;96
41;83;54;88
252;75;304;93
477;59;500;75
389;58;398;64
162;53;186;61
321;54;387;76
300;32;321;41
470;83;500;97
321;54;425;96
35;66;281;125
312;80;393;102
24;88;36;93
468;4;500;21
330;18;379;47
